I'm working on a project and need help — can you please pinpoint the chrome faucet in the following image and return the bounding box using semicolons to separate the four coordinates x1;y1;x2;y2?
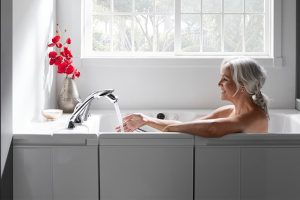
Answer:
68;89;118;129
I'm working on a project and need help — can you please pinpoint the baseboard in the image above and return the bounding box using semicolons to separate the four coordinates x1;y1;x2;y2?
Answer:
0;141;13;200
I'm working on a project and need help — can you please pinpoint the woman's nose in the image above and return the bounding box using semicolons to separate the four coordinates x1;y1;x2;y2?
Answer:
218;80;222;86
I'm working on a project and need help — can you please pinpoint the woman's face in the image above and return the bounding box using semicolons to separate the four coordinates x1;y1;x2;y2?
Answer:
218;65;238;101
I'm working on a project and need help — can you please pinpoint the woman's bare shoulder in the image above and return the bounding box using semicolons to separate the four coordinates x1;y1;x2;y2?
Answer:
215;105;234;112
239;109;268;133
213;105;235;117
194;105;234;120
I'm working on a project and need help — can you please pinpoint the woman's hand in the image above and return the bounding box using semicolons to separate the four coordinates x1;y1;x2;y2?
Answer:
115;113;148;132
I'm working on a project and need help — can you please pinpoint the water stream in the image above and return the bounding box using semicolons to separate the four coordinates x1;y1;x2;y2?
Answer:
114;103;124;132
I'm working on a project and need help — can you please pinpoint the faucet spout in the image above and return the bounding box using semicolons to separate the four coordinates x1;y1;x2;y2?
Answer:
106;93;118;103
68;89;118;129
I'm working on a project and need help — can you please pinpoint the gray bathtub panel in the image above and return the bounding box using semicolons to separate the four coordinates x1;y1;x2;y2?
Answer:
99;132;194;146
99;146;194;200
195;147;240;200
241;147;300;200
195;134;300;146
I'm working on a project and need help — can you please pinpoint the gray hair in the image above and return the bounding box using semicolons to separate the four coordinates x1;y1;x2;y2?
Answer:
222;57;269;117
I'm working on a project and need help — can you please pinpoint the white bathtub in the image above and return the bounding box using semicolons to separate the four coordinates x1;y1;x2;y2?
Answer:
96;109;300;200
94;109;300;146
96;109;300;134
268;109;300;133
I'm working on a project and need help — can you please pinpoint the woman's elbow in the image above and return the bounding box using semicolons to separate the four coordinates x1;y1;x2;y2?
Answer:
162;125;173;132
206;122;229;137
208;121;244;137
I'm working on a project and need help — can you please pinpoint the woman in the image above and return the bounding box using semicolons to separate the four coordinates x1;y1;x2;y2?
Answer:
117;57;269;137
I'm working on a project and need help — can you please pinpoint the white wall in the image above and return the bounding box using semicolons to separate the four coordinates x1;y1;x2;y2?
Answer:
1;0;13;176
57;0;296;110
13;0;57;131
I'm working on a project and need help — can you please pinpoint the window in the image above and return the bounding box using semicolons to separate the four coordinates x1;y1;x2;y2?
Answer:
83;0;272;57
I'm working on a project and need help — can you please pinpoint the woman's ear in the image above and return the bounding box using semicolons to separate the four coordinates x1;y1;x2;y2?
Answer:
241;86;245;93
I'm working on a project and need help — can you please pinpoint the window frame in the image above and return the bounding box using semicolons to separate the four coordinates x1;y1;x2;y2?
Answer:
77;0;285;68
80;0;276;58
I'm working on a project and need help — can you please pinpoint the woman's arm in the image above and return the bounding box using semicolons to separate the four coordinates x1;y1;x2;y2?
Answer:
117;113;182;132
145;117;182;131
164;116;245;137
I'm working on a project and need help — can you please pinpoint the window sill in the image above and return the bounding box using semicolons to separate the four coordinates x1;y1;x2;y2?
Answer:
79;56;283;68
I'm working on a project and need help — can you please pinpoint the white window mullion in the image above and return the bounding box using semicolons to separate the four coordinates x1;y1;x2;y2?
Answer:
132;0;135;52
221;0;224;52
84;0;93;56
153;0;157;52
200;0;203;52
111;0;114;52
265;0;270;55
174;0;181;55
243;0;246;53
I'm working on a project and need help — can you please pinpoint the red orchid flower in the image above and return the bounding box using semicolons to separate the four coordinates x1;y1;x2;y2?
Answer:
66;65;74;75
57;66;65;74
60;47;72;58
72;70;80;79
48;51;57;58
52;35;60;43
57;62;68;73
63;47;73;58
75;70;80;77
54;56;63;65
47;25;80;79
65;59;72;65
56;42;63;48
48;43;56;47
66;38;71;44
48;35;61;47
49;59;55;65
